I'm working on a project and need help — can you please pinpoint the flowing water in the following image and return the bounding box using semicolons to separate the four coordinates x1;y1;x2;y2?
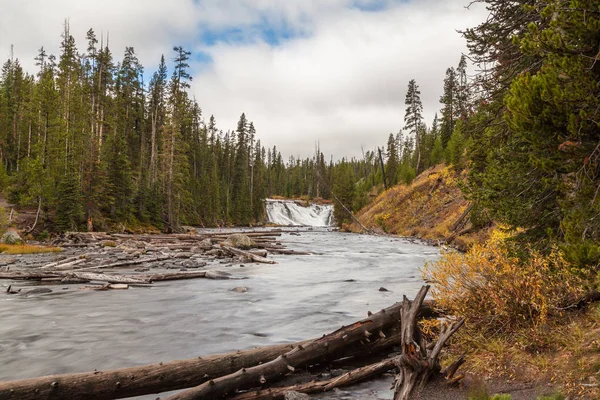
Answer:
265;199;334;226
0;230;439;399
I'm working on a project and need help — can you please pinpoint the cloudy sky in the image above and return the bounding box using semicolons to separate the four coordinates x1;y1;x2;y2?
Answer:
0;0;487;159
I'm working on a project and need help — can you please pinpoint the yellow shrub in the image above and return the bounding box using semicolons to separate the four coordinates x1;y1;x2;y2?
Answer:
422;236;586;333
0;244;62;254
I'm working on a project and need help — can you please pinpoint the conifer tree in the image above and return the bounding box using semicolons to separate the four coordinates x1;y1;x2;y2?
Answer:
385;133;399;186
404;79;424;175
439;67;458;147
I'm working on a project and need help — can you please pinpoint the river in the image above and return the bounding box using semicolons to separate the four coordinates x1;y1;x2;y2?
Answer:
0;229;439;399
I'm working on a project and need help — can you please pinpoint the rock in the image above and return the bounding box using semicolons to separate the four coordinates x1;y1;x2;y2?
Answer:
206;249;221;256
23;287;52;296
60;276;90;284
330;368;349;377
198;238;213;250
379;287;390;292
181;260;207;269
222;234;256;250
229;286;248;293
1;229;23;245
108;284;128;290
284;391;310;400
205;270;232;280
289;232;301;236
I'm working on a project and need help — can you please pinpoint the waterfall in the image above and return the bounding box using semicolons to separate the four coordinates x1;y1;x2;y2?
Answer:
265;199;334;227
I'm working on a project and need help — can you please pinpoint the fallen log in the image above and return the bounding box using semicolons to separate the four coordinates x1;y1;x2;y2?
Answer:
46;258;87;271
0;342;311;400
167;300;434;400
40;255;88;270
76;255;181;270
53;271;151;285
231;357;397;400
0;272;60;280
139;271;208;282
220;245;277;264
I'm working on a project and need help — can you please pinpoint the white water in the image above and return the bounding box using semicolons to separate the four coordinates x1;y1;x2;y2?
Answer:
265;199;334;227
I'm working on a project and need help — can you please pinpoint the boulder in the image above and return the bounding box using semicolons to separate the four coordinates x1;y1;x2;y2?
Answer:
1;228;23;245
205;270;232;280
284;391;310;400
222;234;256;250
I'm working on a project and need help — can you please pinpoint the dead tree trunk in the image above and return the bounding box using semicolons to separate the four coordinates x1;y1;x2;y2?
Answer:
53;271;151;285
231;357;397;400
167;301;434;400
220;245;277;264
0;342;309;400
393;285;464;400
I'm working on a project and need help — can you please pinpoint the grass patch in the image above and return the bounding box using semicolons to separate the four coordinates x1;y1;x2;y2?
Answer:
0;244;62;254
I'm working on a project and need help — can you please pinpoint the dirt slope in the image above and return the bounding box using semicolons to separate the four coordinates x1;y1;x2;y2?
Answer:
349;165;489;249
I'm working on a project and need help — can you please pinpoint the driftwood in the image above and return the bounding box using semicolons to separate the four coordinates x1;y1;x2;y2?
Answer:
0;272;61;280
45;258;87;271
230;357;397;400
53;271;151;285
40;255;88;270
139;271;208;282
77;255;181;270
0;342;310;400
393;286;464;400
167;300;435;400
220;245;277;264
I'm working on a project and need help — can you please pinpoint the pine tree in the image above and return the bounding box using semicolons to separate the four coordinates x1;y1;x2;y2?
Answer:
385;133;399;186
404;79;424;175
439;67;458;148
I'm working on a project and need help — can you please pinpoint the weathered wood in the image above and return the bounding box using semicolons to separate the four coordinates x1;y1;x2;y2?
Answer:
393;286;464;400
230;357;397;400
167;300;431;400
53;271;151;285
46;258;87;271
0;272;60;280
40;256;87;270
139;271;207;282
220;245;277;264
76;255;182;270
0;341;311;400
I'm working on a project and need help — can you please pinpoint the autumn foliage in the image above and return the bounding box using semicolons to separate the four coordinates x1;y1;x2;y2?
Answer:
422;233;587;334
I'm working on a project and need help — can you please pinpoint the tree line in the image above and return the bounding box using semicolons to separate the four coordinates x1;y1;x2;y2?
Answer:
0;21;478;231
0;23;348;231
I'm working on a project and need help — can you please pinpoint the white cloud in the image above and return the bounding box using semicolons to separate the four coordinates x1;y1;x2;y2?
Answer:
0;0;488;159
193;0;487;159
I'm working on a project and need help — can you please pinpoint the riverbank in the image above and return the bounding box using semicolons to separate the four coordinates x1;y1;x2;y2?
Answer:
347;165;490;251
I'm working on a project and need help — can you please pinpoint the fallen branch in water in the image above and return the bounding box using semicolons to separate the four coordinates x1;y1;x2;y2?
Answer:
167;299;435;400
220;245;277;264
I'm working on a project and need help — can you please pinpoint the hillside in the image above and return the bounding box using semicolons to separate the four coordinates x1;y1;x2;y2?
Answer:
349;165;489;249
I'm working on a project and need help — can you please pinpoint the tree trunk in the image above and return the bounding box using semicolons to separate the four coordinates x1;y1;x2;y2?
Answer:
0;342;310;400
230;357;397;400
53;271;151;285
220;245;277;264
167;301;434;400
393;286;464;400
